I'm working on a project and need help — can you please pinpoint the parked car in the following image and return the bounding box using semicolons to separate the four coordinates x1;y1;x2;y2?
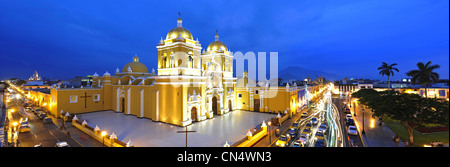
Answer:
19;125;31;133
344;108;351;113
301;112;308;118
348;126;358;135
346;118;355;126
345;114;353;121
34;109;42;115
43;117;53;124
55;141;70;147
39;113;46;119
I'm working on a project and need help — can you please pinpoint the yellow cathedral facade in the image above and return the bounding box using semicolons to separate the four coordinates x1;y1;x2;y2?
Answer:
27;15;300;127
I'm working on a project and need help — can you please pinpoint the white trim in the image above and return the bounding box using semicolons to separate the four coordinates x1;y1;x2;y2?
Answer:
70;95;78;103
154;82;206;85
116;88;120;112
155;90;159;121
93;94;100;101
127;88;131;115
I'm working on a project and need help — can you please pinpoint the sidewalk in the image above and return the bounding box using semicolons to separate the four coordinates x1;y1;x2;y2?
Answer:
351;102;405;147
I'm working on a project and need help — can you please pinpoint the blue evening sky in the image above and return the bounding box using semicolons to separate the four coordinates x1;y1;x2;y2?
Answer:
0;0;448;80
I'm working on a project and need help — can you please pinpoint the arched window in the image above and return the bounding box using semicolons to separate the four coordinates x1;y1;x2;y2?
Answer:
163;53;167;68
188;51;194;68
178;59;182;67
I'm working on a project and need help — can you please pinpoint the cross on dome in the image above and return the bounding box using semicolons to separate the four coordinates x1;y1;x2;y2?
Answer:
215;29;219;41
177;12;183;27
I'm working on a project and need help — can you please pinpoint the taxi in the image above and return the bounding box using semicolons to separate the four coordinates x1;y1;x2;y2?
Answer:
315;131;325;140
290;122;299;130
301;128;311;137
275;135;291;147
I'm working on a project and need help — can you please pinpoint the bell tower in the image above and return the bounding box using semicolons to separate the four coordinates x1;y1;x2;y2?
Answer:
157;13;202;76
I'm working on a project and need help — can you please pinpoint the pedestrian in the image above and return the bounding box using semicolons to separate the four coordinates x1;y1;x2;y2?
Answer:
437;141;443;147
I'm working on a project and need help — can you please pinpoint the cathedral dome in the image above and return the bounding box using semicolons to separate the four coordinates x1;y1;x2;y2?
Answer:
206;31;227;52
122;55;149;73
166;27;193;40
165;14;193;40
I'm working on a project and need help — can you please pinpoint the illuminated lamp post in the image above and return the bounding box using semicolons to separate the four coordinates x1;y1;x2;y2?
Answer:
101;131;107;147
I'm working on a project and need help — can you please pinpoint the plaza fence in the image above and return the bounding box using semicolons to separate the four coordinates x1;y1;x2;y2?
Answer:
72;119;130;147
231;112;290;147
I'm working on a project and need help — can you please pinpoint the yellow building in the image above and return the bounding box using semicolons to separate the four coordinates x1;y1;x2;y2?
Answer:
235;71;299;117
27;15;303;126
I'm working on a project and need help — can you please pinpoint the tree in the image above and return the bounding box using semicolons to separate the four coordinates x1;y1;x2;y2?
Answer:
377;62;399;90
351;88;379;108
353;89;449;144
406;61;440;98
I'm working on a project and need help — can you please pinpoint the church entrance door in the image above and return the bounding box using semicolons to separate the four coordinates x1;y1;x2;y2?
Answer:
228;100;232;111
191;107;197;122
254;99;260;112
212;96;218;115
121;98;125;113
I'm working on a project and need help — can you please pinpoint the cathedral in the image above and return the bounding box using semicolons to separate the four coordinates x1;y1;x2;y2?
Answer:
28;14;300;127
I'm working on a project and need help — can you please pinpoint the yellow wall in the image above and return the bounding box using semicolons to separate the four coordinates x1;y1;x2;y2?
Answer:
236;86;298;116
27;89;54;113
52;88;104;117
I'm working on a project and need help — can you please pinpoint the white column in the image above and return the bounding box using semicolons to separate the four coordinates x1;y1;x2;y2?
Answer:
250;93;254;109
260;94;264;112
127;88;131;115
156;90;159;121
219;94;223;109
116;88;120;112
207;95;212;112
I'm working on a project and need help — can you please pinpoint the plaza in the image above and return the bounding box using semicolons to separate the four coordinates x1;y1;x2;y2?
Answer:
78;110;275;147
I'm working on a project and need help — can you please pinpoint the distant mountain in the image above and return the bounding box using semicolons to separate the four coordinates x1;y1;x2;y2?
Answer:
279;66;342;81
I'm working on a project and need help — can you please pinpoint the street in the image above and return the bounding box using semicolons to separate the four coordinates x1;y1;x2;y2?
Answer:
4;86;92;147
332;96;364;147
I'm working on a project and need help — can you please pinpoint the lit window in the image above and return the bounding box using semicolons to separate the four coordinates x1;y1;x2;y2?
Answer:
93;94;100;101
70;95;77;103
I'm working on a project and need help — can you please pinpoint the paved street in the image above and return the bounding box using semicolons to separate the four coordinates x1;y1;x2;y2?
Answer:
4;87;103;147
253;106;312;147
332;97;364;147
254;86;334;147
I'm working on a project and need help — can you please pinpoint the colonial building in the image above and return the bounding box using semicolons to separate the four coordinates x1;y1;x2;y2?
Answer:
27;15;301;126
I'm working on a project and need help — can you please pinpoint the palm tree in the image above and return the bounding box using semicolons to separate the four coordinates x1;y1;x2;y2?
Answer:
378;62;399;90
406;61;440;98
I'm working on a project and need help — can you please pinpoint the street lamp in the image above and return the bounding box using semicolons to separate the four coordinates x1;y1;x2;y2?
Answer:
12;121;18;147
101;131;107;147
267;121;272;144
